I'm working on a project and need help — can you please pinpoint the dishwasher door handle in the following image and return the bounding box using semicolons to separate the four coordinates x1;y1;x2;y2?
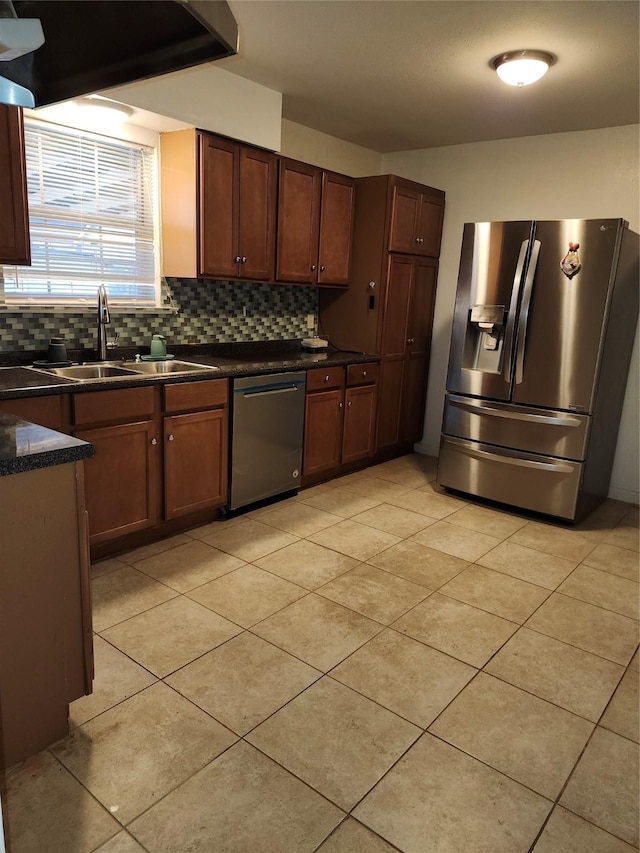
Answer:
242;384;301;398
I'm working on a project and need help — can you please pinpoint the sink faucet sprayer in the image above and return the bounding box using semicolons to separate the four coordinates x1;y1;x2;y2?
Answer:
97;285;110;361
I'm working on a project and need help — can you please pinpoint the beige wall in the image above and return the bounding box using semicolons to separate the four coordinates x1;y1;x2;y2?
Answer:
280;119;382;176
104;65;283;151
383;124;640;503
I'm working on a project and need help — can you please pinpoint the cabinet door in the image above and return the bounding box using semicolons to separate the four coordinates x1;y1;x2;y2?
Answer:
401;259;438;443
303;389;343;475
318;171;355;287
164;409;228;519
238;146;276;280
276;159;321;283
198;134;238;279
342;385;377;464
75;421;160;544
388;184;420;254
0;105;30;265
377;256;413;450
416;196;444;258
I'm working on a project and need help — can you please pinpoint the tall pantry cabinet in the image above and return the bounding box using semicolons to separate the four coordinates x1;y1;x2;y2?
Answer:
319;174;444;458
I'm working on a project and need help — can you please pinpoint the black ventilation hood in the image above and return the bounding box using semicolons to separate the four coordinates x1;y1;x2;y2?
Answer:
1;0;238;107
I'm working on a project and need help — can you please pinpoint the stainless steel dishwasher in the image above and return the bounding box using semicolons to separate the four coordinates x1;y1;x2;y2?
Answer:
229;372;306;510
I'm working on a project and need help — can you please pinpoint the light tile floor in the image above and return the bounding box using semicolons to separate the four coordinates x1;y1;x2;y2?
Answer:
3;453;639;853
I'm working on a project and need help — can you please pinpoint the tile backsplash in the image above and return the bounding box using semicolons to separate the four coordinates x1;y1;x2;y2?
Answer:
0;278;318;354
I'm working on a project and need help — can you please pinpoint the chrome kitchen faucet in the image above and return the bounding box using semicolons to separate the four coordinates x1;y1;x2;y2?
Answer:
97;285;110;361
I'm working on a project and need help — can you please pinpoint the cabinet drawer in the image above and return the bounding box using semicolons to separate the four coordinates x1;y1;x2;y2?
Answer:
306;366;345;392
346;362;378;387
73;386;155;427
164;379;228;413
0;394;68;432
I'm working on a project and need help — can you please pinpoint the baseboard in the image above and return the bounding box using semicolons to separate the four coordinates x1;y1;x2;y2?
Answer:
606;485;639;506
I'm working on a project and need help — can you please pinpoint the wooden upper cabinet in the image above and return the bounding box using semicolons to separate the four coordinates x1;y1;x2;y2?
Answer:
276;158;355;286
198;133;276;280
389;180;444;258
0;105;30;265
276;158;321;284
160;128;275;281
318;171;355;286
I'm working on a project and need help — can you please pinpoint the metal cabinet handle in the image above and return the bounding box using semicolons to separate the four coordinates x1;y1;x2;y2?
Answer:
324;375;330;382
320;265;325;271
241;257;247;264
362;370;367;377
415;237;424;244
339;402;343;408
347;401;352;408
311;264;317;271
150;438;158;445
168;434;175;441
406;338;415;344
234;256;242;263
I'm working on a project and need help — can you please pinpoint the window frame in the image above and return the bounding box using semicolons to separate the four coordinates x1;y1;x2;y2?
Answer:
1;117;161;309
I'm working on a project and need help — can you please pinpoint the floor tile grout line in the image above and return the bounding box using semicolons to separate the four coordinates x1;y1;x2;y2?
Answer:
78;467;639;851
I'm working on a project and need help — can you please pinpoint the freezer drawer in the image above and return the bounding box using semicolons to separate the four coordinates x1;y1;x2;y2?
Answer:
438;435;583;520
443;394;590;460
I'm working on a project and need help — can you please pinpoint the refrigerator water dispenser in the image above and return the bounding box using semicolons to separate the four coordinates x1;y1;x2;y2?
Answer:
466;304;506;370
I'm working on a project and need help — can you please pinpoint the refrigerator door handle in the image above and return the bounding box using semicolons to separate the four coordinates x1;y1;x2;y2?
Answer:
449;397;582;427
514;239;541;384
450;438;574;473
502;239;530;382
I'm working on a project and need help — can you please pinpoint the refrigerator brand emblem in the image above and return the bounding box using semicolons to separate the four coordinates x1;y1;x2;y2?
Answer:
560;242;582;279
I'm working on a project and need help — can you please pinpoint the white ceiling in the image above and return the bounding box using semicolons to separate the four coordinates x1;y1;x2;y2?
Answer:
216;0;639;152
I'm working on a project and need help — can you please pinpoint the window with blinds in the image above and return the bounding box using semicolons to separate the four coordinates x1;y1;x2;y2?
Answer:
3;119;158;305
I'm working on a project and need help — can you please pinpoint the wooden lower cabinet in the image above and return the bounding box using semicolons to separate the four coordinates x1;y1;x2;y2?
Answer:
76;420;160;545
164;408;228;519
303;363;378;480
72;380;229;549
342;384;377;464
303;388;343;476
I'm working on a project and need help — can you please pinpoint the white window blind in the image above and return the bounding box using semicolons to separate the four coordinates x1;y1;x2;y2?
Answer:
3;120;157;304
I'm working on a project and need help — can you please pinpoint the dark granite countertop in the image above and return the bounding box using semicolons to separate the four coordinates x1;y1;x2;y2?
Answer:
0;342;378;400
0;413;94;477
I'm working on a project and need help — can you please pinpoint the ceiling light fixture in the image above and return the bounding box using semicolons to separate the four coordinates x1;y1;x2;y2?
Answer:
72;97;134;125
492;50;556;87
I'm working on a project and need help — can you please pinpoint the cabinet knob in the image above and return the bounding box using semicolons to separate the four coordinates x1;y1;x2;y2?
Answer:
415;237;424;244
339;401;343;408
320;265;326;272
324;375;330;382
347;401;352;408
362;370;367;377
311;264;317;271
234;256;242;263
241;257;247;263
151;438;158;445
407;338;415;344
168;434;175;442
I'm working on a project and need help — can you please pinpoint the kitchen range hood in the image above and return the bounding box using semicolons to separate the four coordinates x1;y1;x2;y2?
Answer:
0;0;238;108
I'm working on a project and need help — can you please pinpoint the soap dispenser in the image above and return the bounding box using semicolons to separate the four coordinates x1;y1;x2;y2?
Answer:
150;334;167;358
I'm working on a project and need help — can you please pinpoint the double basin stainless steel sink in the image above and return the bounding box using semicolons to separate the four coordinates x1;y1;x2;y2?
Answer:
32;360;219;382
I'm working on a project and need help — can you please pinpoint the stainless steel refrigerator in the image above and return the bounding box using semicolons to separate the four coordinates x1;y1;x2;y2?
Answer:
437;218;639;521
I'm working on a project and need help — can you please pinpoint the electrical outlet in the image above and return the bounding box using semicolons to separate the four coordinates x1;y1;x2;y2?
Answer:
306;314;316;330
